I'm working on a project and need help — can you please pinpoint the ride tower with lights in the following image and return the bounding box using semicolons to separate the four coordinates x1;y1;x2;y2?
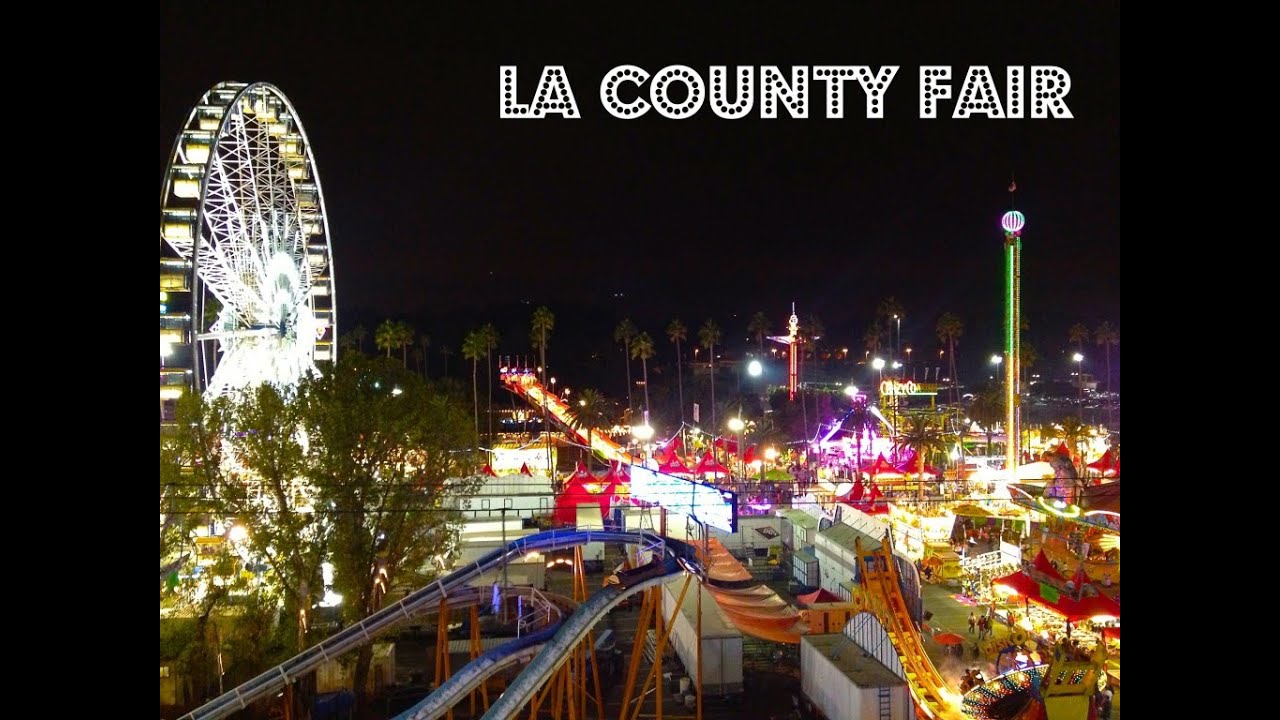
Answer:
1002;183;1025;476
767;303;801;400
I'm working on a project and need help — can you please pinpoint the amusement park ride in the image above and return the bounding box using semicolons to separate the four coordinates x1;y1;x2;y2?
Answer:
163;83;1112;720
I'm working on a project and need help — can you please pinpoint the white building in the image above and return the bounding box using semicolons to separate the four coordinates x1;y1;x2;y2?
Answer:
801;632;910;720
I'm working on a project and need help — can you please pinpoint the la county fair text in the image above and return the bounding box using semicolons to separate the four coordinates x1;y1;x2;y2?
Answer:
501;65;1073;120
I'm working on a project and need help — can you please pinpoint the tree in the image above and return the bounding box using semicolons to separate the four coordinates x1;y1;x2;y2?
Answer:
968;383;1004;458
699;319;722;431
375;320;414;367
411;347;424;377
800;315;825;361
565;389;611;470
667;318;688;424
863;320;884;359
845;401;877;477
1069;323;1090;353
632;331;655;421
895;414;948;501
1094;321;1119;395
614;318;638;414
462;329;486;452
439;344;453;377
300;355;479;713
747;311;770;356
418;333;432;378
481;323;500;456
376;320;399;358
877;297;905;356
531;306;556;474
351;323;368;354
1054;416;1091;477
936;312;964;404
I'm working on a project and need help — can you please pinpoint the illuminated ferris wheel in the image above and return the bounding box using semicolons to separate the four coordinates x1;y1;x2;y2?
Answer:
159;82;336;401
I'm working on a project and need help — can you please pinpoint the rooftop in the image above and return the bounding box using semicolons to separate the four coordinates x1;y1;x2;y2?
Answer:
803;633;905;689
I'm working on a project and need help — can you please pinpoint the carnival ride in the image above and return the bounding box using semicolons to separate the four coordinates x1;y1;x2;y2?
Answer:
178;529;680;720
500;368;633;465
855;531;1103;720
160;81;337;400
854;533;966;720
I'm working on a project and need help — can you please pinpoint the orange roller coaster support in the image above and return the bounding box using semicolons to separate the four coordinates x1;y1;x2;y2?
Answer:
618;588;656;719
625;574;693;720
435;598;455;720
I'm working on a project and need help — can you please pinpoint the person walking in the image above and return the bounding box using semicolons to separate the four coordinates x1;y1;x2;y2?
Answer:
968;612;977;634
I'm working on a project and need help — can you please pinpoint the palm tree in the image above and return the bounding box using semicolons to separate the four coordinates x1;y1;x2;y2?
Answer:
847;401;877;477
1055;417;1091;474
350;323;367;354
667;318;688;424
895;414;948;501
863;321;884;359
699;319;722;430
968;383;1004;459
1022;343;1040;388
1069;323;1090;353
531;306;555;473
800;315;825;361
375;320;399;358
877;297;905;357
462;329;486;452
614;318;638;414
481;323;500;453
747;311;770;356
936;312;964;404
439;344;453;377
1094;321;1119;395
565;389;611;470
418;333;431;378
411;347;424;376
632;331;655;421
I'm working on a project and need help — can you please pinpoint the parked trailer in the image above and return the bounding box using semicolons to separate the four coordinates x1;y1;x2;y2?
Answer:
661;577;744;695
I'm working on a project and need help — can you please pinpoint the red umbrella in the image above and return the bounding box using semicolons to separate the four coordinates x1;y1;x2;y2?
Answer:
934;632;966;645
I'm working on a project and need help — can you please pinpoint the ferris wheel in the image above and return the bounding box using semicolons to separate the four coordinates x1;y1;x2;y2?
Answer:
159;82;336;402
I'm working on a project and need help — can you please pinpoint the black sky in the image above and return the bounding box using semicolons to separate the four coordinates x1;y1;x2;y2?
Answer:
159;2;1119;382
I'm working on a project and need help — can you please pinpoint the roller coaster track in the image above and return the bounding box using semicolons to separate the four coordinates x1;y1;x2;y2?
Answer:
856;533;967;720
179;529;673;720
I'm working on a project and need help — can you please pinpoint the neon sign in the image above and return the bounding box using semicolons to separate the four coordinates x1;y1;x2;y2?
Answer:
629;465;738;532
878;380;936;396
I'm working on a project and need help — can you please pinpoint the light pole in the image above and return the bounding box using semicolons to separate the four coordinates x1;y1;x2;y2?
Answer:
1073;352;1084;403
728;416;745;478
894;314;901;361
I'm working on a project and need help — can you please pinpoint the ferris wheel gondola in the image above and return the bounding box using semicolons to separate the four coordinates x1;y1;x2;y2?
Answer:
159;82;337;408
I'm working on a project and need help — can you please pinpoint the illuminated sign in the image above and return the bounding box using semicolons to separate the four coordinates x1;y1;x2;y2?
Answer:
878;380;937;396
628;465;738;533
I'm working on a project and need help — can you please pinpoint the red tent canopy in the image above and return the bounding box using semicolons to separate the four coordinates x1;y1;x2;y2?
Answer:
992;571;1121;622
1086;448;1117;475
1033;550;1066;581
658;455;693;474
519;462;533;476
848;476;865;502
796;588;843;605
865;454;903;477
1053;442;1072;457
714;436;739;455
894;451;941;477
743;445;758;465
481;464;498;477
694;451;730;476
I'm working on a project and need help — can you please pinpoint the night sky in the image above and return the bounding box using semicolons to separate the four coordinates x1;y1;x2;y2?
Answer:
159;3;1119;387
